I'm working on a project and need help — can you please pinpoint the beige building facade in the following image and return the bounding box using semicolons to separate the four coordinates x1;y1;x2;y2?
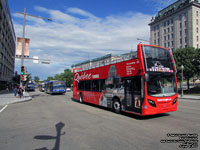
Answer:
149;0;200;51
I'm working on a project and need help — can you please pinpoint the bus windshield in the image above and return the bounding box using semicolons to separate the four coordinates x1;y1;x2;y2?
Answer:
143;46;174;72
53;81;66;89
27;83;34;88
147;73;177;97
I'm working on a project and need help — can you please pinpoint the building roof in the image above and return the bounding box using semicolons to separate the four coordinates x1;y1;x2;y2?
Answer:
149;0;200;25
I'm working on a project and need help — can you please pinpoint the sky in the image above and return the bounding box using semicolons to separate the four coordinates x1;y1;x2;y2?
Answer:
8;0;177;80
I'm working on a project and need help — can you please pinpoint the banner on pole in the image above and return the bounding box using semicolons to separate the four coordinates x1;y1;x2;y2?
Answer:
16;37;30;58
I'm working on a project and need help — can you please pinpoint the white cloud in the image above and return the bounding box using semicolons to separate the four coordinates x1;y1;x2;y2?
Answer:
67;7;97;19
13;7;151;80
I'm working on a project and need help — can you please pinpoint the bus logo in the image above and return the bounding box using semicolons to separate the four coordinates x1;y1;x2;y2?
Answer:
74;72;92;83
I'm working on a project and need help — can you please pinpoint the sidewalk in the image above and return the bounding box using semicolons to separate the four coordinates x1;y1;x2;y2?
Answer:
178;94;200;100
0;91;32;106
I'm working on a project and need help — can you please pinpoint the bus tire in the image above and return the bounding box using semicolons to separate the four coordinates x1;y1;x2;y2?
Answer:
79;94;83;103
112;98;121;114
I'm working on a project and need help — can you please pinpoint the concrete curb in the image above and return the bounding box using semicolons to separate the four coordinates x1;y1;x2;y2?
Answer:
12;97;32;104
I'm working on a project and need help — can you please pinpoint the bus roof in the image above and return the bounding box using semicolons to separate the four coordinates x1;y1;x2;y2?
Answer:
72;51;137;69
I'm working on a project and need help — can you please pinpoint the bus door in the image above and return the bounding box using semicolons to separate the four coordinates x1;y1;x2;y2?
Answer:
125;77;142;114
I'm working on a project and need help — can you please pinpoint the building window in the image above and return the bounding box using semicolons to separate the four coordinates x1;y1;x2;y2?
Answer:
168;42;170;47
180;31;182;36
197;19;199;25
168;28;170;33
185;37;187;43
167;20;170;25
164;43;166;48
164;22;166;27
180;23;182;28
164;29;166;34
164;36;166;41
171;41;174;46
197;27;199;34
171;34;174;39
168;35;170;40
184;21;187;27
185;29;187;34
197;36;199;42
197;11;199;17
171;19;174;24
180;38;182;44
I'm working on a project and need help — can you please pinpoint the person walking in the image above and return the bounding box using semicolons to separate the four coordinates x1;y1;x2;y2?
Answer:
17;86;23;99
13;86;17;98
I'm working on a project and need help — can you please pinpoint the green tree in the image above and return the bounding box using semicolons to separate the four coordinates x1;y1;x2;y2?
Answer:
54;74;62;81
62;69;73;87
53;69;73;87
174;47;196;90
34;76;40;83
47;76;54;81
24;73;32;84
194;48;200;77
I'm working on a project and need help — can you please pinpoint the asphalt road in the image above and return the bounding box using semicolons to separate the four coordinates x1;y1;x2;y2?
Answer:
0;90;199;150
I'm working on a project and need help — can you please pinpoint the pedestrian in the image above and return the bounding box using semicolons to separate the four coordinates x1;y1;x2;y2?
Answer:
13;86;17;97
6;85;9;92
18;86;23;99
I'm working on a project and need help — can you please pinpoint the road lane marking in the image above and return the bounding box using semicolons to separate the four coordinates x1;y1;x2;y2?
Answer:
0;105;8;113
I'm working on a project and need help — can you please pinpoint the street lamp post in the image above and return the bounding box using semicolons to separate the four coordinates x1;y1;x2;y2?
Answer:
181;65;184;97
137;38;150;43
16;8;52;87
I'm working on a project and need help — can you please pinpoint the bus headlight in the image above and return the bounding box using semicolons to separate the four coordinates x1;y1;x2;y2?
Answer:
148;99;156;107
172;98;177;105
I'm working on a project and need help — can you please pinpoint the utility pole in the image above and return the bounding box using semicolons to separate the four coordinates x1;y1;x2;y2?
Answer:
181;64;184;97
16;8;52;87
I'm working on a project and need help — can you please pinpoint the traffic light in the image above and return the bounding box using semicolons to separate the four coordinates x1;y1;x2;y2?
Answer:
21;66;24;75
20;75;23;81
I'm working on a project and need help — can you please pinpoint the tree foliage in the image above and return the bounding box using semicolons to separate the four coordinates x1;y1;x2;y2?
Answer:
194;48;200;76
46;69;73;87
173;47;196;89
47;76;54;81
34;76;40;83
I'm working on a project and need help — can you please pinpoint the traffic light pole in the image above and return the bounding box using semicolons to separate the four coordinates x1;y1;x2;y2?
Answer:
20;8;26;87
16;8;52;87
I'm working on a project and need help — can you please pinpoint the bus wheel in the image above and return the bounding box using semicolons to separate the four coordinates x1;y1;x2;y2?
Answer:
79;94;83;103
113;99;121;114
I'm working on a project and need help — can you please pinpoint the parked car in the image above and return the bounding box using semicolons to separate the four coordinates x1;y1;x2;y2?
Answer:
66;87;71;92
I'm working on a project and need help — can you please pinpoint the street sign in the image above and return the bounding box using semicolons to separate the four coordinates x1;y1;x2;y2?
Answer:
41;61;50;64
33;56;39;64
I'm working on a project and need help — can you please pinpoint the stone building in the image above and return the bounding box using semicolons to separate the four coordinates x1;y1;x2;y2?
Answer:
149;0;200;51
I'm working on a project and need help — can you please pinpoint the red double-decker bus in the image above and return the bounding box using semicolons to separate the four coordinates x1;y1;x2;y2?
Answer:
72;44;178;116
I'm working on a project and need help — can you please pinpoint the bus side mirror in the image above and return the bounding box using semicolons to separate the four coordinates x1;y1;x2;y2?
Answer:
145;73;149;82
